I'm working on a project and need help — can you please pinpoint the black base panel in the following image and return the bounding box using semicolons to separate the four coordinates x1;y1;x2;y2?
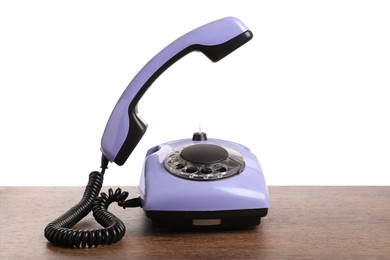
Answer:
145;208;268;229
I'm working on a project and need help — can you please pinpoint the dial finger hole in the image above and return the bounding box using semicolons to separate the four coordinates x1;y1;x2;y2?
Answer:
185;166;198;173
216;166;227;172
200;167;213;174
175;163;185;169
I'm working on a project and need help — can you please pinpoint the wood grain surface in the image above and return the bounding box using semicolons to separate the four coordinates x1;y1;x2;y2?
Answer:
1;186;389;259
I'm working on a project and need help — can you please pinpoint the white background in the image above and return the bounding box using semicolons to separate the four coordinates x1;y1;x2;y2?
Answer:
1;0;389;186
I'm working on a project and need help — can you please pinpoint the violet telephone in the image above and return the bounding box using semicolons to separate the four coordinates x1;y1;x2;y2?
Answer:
44;17;269;248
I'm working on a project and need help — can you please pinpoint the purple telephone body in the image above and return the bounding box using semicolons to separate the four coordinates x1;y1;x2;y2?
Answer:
101;17;253;165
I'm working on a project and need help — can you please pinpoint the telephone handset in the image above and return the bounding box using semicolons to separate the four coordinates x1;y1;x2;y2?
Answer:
45;17;269;248
101;17;253;165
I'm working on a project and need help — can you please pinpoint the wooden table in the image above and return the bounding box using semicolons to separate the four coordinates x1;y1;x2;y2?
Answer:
1;186;389;259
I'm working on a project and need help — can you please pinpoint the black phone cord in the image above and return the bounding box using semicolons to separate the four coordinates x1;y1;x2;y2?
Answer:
44;155;141;248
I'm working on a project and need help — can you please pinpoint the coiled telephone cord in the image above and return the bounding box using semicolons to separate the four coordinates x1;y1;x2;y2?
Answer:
44;155;141;248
